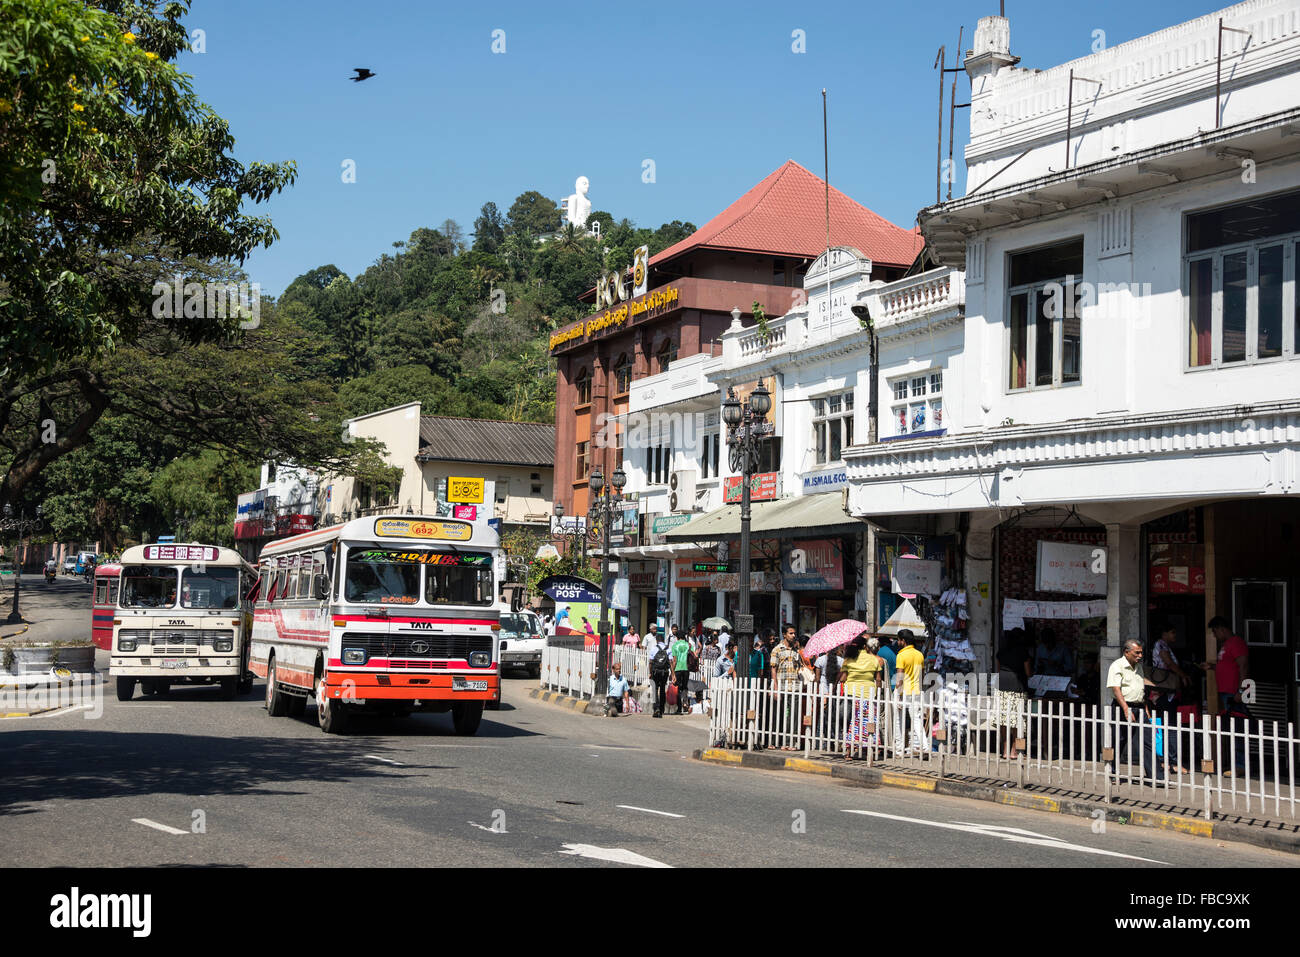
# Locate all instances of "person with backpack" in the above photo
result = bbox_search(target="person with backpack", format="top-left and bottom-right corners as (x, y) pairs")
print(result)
(648, 631), (673, 718)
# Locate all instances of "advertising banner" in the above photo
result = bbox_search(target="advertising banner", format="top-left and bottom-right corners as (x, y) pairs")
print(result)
(781, 539), (844, 590)
(723, 472), (779, 503)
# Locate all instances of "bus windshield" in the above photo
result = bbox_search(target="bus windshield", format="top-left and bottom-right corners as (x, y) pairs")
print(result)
(344, 548), (422, 605)
(120, 566), (179, 608)
(426, 560), (493, 606)
(181, 566), (240, 609)
(500, 613), (541, 637)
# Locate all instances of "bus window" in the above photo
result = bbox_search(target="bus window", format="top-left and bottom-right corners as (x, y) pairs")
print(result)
(426, 561), (494, 606)
(108, 579), (119, 605)
(94, 580), (108, 605)
(297, 556), (312, 599)
(120, 566), (179, 608)
(344, 548), (421, 605)
(180, 566), (240, 609)
(275, 565), (289, 601)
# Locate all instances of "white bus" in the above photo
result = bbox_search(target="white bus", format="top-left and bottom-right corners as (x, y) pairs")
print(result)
(111, 544), (257, 701)
(250, 515), (506, 735)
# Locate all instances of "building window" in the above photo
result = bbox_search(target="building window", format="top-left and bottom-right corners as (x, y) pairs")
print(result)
(613, 353), (632, 395)
(700, 432), (722, 479)
(496, 476), (508, 504)
(655, 339), (677, 373)
(1006, 238), (1084, 391)
(772, 257), (787, 286)
(575, 367), (592, 406)
(811, 391), (855, 464)
(890, 371), (943, 437)
(645, 441), (670, 485)
(1184, 189), (1300, 369)
(575, 442), (589, 481)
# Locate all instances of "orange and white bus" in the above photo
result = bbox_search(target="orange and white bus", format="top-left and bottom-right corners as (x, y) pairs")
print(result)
(250, 515), (505, 735)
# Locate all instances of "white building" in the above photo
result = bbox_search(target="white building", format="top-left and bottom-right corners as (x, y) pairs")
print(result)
(845, 1), (1300, 719)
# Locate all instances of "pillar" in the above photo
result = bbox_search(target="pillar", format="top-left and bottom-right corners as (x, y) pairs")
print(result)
(1102, 523), (1142, 700)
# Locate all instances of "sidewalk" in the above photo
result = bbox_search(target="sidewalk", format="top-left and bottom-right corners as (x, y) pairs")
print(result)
(0, 577), (93, 644)
(527, 684), (710, 724)
(693, 746), (1300, 855)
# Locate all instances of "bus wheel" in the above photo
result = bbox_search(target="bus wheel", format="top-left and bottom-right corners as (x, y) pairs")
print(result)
(219, 677), (237, 700)
(265, 658), (288, 717)
(452, 701), (483, 736)
(115, 677), (135, 702)
(316, 684), (349, 735)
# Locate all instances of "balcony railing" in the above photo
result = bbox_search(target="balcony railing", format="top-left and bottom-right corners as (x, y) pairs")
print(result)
(869, 267), (964, 327)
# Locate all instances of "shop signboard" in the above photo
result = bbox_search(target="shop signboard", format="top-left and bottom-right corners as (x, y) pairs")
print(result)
(723, 472), (779, 503)
(801, 467), (847, 493)
(628, 561), (658, 591)
(709, 571), (782, 593)
(649, 512), (690, 545)
(673, 557), (713, 588)
(781, 539), (844, 590)
(1035, 541), (1107, 596)
(890, 556), (942, 596)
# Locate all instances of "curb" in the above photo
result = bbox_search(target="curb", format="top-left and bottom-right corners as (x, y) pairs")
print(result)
(693, 748), (1300, 856)
(0, 624), (31, 641)
(527, 686), (598, 715)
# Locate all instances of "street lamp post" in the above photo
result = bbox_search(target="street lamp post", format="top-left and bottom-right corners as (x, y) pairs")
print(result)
(2, 504), (44, 625)
(722, 354), (772, 681)
(587, 464), (626, 702)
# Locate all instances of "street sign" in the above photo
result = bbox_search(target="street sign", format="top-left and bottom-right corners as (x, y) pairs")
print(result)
(692, 561), (731, 573)
(734, 613), (754, 633)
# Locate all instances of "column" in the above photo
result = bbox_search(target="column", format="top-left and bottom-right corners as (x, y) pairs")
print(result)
(964, 512), (997, 671)
(1103, 523), (1142, 701)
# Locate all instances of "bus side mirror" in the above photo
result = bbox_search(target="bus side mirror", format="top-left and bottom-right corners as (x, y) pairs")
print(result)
(315, 574), (330, 601)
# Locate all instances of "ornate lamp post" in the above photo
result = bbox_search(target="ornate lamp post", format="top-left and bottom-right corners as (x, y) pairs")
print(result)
(550, 502), (590, 570)
(722, 360), (772, 680)
(587, 464), (626, 700)
(2, 504), (44, 625)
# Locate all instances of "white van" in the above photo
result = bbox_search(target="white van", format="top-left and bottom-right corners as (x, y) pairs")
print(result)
(498, 611), (544, 677)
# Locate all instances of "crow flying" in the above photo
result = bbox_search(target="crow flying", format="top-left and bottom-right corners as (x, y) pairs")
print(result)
(350, 68), (376, 82)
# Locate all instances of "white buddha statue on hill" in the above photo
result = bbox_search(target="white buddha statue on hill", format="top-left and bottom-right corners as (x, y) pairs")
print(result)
(564, 176), (592, 229)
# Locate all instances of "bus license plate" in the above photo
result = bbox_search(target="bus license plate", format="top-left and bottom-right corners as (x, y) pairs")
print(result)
(453, 678), (487, 691)
(161, 659), (188, 669)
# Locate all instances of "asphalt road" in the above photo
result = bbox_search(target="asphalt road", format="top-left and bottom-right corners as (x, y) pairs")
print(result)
(2, 669), (1296, 869)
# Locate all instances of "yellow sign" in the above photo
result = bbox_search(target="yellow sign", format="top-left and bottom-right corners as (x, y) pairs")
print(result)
(447, 476), (485, 504)
(548, 286), (680, 351)
(374, 518), (473, 541)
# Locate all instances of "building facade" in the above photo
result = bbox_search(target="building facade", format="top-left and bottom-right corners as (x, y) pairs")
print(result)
(845, 1), (1300, 719)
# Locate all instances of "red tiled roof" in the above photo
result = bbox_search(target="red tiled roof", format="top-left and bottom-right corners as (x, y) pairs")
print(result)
(650, 160), (924, 270)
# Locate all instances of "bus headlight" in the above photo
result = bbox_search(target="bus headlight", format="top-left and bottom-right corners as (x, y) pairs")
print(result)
(214, 638), (233, 653)
(118, 637), (137, 652)
(342, 648), (367, 665)
(470, 652), (490, 668)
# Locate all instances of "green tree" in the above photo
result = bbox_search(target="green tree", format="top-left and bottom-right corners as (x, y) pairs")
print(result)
(0, 0), (297, 379)
(472, 201), (505, 254)
(505, 190), (561, 240)
(149, 449), (258, 547)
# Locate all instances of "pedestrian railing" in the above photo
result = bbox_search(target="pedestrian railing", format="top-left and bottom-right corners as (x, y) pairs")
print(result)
(540, 645), (715, 704)
(706, 677), (1300, 822)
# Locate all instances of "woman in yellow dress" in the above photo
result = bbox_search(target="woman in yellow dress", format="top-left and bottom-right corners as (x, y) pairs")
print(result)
(839, 635), (884, 756)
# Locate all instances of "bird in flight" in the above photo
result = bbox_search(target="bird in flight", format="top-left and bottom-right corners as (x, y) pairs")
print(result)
(350, 68), (376, 82)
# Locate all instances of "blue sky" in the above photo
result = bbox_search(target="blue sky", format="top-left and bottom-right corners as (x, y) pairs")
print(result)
(180, 0), (1230, 295)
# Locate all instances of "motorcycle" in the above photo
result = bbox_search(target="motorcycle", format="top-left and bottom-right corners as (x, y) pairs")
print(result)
(44, 567), (56, 584)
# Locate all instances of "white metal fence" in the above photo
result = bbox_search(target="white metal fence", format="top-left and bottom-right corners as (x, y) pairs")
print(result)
(707, 677), (1300, 822)
(541, 645), (716, 704)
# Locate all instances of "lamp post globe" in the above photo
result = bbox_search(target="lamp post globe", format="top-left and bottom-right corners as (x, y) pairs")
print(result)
(611, 466), (627, 490)
(722, 389), (742, 428)
(749, 383), (772, 418)
(589, 466), (604, 494)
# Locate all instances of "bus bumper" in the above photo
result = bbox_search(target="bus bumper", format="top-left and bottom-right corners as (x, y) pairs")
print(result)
(110, 657), (241, 677)
(321, 672), (499, 701)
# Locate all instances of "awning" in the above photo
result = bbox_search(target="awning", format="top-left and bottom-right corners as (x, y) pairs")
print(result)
(609, 542), (707, 560)
(662, 492), (866, 542)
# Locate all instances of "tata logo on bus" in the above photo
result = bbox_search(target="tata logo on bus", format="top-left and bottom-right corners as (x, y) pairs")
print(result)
(374, 518), (473, 541)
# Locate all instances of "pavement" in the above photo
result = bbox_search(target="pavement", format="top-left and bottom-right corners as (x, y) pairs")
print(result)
(0, 574), (92, 644)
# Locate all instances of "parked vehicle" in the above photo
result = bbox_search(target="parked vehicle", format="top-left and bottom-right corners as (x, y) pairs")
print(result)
(498, 611), (544, 678)
(92, 562), (123, 651)
(62, 556), (77, 575)
(74, 551), (98, 575)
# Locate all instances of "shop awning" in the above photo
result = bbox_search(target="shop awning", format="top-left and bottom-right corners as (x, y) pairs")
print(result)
(662, 492), (866, 542)
(609, 542), (706, 560)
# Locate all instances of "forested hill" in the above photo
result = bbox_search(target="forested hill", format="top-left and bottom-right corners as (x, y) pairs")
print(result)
(278, 192), (696, 425)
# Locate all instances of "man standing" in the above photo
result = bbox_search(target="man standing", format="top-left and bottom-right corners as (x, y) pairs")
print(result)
(647, 629), (672, 718)
(1107, 638), (1163, 783)
(670, 627), (692, 714)
(605, 661), (631, 717)
(1200, 616), (1250, 717)
(770, 625), (804, 750)
(876, 633), (898, 685)
(642, 624), (657, 652)
(893, 630), (926, 753)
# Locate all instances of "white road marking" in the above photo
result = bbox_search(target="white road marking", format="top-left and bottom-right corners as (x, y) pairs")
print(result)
(132, 818), (188, 836)
(467, 822), (508, 834)
(616, 805), (685, 818)
(559, 843), (671, 868)
(840, 809), (1167, 864)
(363, 754), (405, 766)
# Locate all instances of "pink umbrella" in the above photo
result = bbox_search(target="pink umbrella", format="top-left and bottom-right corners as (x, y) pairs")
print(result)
(804, 619), (870, 658)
